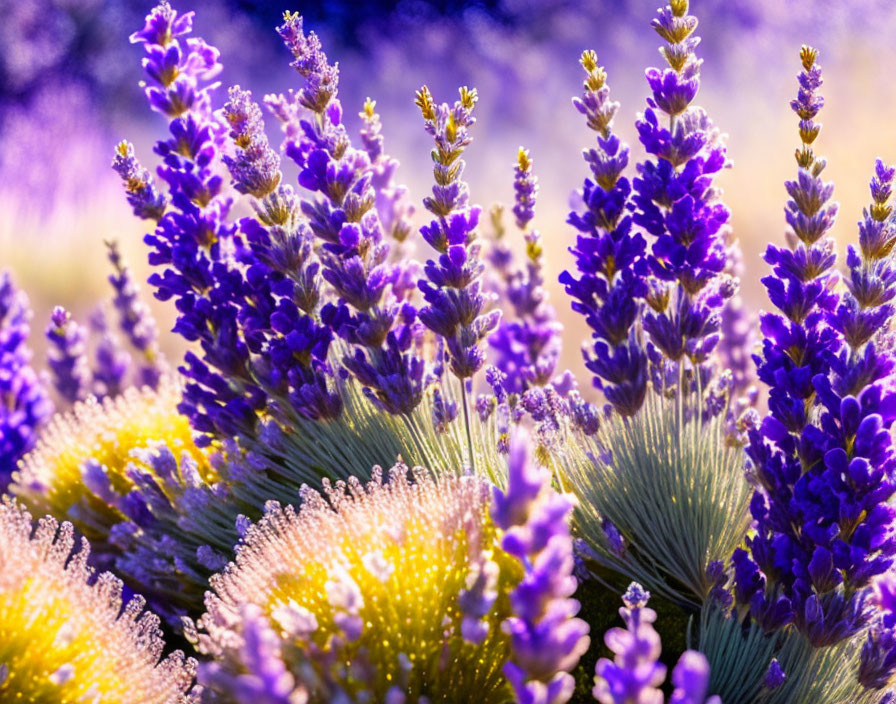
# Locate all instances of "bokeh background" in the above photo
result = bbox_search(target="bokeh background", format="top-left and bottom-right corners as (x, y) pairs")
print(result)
(4, 0), (896, 381)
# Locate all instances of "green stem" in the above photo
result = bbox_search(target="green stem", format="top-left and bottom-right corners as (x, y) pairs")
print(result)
(460, 379), (475, 474)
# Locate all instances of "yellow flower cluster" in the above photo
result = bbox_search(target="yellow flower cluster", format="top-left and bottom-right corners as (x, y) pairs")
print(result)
(198, 466), (523, 703)
(12, 377), (212, 544)
(0, 498), (197, 703)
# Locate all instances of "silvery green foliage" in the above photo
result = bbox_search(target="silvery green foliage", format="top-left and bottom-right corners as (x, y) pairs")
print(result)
(559, 391), (750, 608)
(699, 605), (882, 704)
(112, 370), (515, 623)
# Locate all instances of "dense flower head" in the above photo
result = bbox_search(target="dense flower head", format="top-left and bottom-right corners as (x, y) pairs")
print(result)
(270, 11), (426, 417)
(735, 47), (896, 655)
(130, 0), (222, 118)
(222, 85), (282, 198)
(415, 85), (500, 380)
(0, 498), (198, 703)
(215, 53), (344, 428)
(492, 434), (589, 704)
(126, 2), (270, 442)
(633, 0), (735, 394)
(560, 49), (648, 416)
(593, 583), (721, 704)
(45, 305), (91, 405)
(277, 11), (339, 114)
(832, 159), (896, 351)
(11, 378), (213, 565)
(0, 272), (52, 483)
(195, 465), (523, 703)
(489, 148), (563, 394)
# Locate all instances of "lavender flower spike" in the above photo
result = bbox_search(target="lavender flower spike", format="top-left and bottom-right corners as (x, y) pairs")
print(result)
(0, 272), (52, 481)
(106, 240), (165, 390)
(490, 148), (563, 393)
(89, 308), (131, 400)
(560, 50), (648, 416)
(128, 1), (265, 440)
(220, 74), (340, 424)
(415, 85), (500, 381)
(735, 46), (845, 641)
(273, 12), (424, 417)
(222, 85), (281, 199)
(493, 433), (590, 704)
(129, 0), (222, 119)
(45, 306), (90, 404)
(112, 141), (167, 221)
(593, 583), (721, 704)
(633, 0), (735, 389)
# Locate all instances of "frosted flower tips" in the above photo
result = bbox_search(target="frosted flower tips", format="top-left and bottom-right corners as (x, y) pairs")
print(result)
(196, 465), (522, 703)
(0, 498), (198, 703)
(12, 377), (212, 554)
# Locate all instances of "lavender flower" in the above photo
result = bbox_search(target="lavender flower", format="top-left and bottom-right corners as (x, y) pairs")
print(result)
(560, 50), (648, 416)
(221, 85), (281, 199)
(489, 149), (563, 394)
(718, 232), (757, 401)
(860, 573), (896, 689)
(492, 434), (589, 704)
(106, 240), (165, 389)
(593, 583), (721, 704)
(125, 1), (263, 441)
(272, 12), (426, 417)
(45, 305), (90, 404)
(415, 84), (500, 381)
(130, 0), (222, 119)
(0, 272), (52, 482)
(112, 141), (167, 221)
(220, 80), (340, 423)
(734, 47), (848, 635)
(632, 0), (735, 393)
(197, 605), (307, 704)
(360, 98), (416, 252)
(89, 308), (131, 399)
(735, 48), (896, 658)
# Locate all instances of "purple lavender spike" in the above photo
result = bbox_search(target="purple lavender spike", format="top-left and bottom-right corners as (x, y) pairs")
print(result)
(415, 85), (500, 382)
(89, 308), (131, 400)
(559, 50), (648, 416)
(632, 1), (735, 403)
(736, 46), (896, 649)
(593, 582), (721, 704)
(272, 13), (425, 416)
(46, 306), (90, 404)
(106, 241), (165, 390)
(123, 1), (265, 441)
(0, 272), (52, 481)
(493, 433), (589, 704)
(490, 149), (563, 395)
